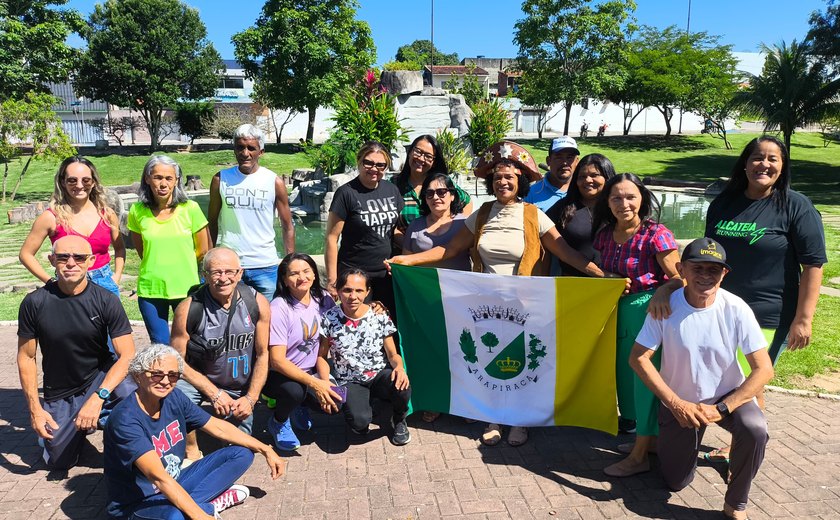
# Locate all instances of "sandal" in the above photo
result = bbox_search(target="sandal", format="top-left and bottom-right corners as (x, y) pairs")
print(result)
(507, 426), (529, 447)
(704, 446), (731, 464)
(481, 423), (502, 446)
(422, 411), (440, 423)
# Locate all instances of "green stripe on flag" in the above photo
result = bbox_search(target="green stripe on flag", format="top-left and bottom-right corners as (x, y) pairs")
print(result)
(391, 264), (451, 414)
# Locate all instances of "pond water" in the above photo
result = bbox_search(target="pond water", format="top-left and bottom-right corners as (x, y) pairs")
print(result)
(181, 189), (711, 257)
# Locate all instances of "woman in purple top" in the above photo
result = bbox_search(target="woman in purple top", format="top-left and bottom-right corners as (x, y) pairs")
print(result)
(262, 253), (340, 452)
(591, 173), (683, 478)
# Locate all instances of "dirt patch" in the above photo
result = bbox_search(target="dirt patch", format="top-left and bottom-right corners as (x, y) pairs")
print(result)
(787, 371), (840, 394)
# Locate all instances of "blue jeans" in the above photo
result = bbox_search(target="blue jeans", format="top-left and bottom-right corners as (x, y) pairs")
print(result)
(241, 265), (278, 302)
(88, 263), (121, 297)
(137, 297), (183, 345)
(175, 379), (254, 434)
(127, 446), (254, 519)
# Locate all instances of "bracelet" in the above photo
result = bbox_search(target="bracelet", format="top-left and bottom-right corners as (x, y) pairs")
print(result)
(244, 395), (255, 409)
(210, 389), (223, 405)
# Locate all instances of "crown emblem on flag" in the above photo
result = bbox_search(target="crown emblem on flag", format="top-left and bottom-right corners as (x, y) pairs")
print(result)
(469, 305), (528, 325)
(496, 357), (522, 373)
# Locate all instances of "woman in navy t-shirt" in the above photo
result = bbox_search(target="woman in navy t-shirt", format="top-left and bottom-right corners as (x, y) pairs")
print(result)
(104, 344), (285, 519)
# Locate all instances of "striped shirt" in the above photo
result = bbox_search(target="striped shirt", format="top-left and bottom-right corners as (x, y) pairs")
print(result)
(593, 220), (678, 294)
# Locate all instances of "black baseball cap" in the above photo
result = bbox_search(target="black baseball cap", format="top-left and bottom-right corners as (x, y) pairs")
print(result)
(681, 237), (731, 270)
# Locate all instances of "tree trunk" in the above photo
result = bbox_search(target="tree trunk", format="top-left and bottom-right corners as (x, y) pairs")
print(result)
(784, 129), (792, 154)
(563, 102), (572, 136)
(306, 105), (317, 143)
(626, 107), (645, 135)
(2, 161), (9, 202)
(537, 109), (545, 139)
(656, 105), (673, 136)
(144, 108), (162, 152)
(10, 154), (33, 201)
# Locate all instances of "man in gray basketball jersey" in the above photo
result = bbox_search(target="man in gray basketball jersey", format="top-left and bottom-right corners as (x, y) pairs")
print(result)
(170, 247), (271, 462)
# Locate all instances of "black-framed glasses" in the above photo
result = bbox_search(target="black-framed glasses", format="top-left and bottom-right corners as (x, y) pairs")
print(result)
(145, 371), (181, 383)
(65, 177), (94, 186)
(424, 188), (452, 199)
(362, 159), (387, 171)
(206, 268), (241, 279)
(53, 253), (92, 263)
(411, 148), (435, 162)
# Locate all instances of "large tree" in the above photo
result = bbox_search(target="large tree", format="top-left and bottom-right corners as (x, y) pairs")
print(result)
(808, 1), (840, 72)
(736, 40), (840, 152)
(233, 0), (375, 142)
(514, 0), (636, 135)
(74, 0), (222, 151)
(395, 39), (459, 66)
(0, 0), (83, 101)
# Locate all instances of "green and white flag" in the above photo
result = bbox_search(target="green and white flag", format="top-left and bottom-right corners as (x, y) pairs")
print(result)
(392, 264), (625, 433)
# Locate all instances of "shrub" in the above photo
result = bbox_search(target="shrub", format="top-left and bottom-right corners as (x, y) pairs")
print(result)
(175, 101), (215, 145)
(304, 129), (360, 174)
(383, 61), (422, 71)
(435, 129), (471, 174)
(467, 99), (512, 156)
(442, 64), (487, 108)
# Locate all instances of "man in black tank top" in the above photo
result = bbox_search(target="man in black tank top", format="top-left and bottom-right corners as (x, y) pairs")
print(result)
(170, 248), (271, 462)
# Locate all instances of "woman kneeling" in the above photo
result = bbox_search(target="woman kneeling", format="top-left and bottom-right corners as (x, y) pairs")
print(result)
(104, 344), (284, 519)
(320, 269), (412, 445)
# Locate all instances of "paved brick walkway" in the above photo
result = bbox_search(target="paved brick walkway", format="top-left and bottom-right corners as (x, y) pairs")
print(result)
(1, 324), (838, 519)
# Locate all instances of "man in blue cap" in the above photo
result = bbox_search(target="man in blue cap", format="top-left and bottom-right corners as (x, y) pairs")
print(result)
(523, 135), (579, 211)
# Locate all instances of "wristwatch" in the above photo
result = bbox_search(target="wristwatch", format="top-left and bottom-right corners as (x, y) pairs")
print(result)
(715, 401), (730, 418)
(96, 387), (111, 401)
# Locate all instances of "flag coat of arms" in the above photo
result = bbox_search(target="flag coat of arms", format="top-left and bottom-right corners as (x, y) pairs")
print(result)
(391, 264), (625, 434)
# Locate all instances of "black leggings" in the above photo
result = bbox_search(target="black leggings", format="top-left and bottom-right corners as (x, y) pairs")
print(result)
(262, 371), (321, 423)
(343, 368), (411, 431)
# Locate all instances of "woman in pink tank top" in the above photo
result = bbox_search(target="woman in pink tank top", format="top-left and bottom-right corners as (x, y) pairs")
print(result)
(20, 156), (125, 297)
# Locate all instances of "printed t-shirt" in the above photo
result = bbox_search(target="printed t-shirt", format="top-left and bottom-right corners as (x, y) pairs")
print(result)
(48, 208), (113, 269)
(329, 177), (404, 275)
(523, 174), (568, 212)
(593, 220), (678, 294)
(217, 165), (280, 269)
(320, 306), (397, 385)
(464, 201), (554, 275)
(104, 389), (211, 518)
(18, 281), (132, 401)
(404, 214), (470, 271)
(269, 291), (336, 372)
(127, 200), (208, 299)
(705, 190), (826, 329)
(635, 287), (767, 404)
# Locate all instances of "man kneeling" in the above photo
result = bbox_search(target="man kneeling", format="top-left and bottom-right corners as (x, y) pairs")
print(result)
(629, 238), (773, 520)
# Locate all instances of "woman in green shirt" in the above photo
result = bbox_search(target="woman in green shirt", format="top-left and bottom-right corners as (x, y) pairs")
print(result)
(128, 155), (210, 344)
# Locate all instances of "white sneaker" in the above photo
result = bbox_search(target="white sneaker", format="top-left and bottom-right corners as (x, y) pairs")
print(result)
(211, 484), (250, 514)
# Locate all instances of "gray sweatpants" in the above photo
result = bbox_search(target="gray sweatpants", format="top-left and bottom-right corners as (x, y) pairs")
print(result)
(657, 399), (768, 511)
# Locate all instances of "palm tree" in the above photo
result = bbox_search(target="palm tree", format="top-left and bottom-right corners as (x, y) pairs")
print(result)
(736, 40), (840, 152)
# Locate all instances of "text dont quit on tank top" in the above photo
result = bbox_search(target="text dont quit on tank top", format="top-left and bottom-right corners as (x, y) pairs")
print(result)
(218, 165), (279, 268)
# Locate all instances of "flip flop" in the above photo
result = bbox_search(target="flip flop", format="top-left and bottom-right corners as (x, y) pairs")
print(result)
(703, 447), (730, 464)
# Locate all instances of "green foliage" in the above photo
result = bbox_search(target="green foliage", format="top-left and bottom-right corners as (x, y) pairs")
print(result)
(304, 129), (359, 174)
(817, 113), (840, 148)
(514, 0), (636, 135)
(468, 100), (513, 157)
(459, 328), (478, 363)
(435, 129), (471, 174)
(807, 1), (840, 72)
(175, 101), (215, 145)
(0, 0), (84, 101)
(0, 92), (75, 201)
(395, 39), (458, 66)
(442, 64), (487, 108)
(75, 0), (222, 151)
(205, 104), (257, 141)
(233, 0), (376, 142)
(383, 61), (422, 71)
(481, 332), (499, 352)
(735, 40), (840, 152)
(527, 334), (547, 371)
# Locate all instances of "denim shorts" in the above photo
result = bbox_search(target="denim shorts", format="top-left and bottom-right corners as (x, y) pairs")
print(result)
(87, 263), (121, 298)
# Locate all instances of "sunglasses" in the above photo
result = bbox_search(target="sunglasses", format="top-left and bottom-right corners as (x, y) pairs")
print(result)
(424, 188), (452, 199)
(362, 159), (387, 171)
(65, 177), (94, 186)
(53, 253), (92, 263)
(145, 371), (181, 383)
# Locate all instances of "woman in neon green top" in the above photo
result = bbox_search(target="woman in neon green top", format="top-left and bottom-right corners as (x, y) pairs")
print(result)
(128, 155), (210, 344)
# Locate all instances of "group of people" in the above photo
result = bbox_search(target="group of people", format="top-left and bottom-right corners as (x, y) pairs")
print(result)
(16, 124), (825, 519)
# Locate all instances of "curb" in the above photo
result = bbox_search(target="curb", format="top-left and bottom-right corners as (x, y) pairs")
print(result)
(0, 320), (148, 327)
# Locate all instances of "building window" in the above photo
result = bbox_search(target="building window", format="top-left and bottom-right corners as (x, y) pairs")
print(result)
(218, 77), (244, 89)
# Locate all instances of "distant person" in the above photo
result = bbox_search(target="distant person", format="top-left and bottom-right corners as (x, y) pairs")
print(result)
(523, 136), (580, 212)
(128, 155), (211, 345)
(597, 123), (608, 137)
(209, 124), (295, 301)
(579, 122), (589, 138)
(629, 238), (773, 520)
(169, 247), (270, 463)
(20, 156), (125, 297)
(18, 235), (136, 470)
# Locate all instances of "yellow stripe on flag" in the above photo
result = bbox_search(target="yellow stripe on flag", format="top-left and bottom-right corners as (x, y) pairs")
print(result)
(553, 277), (625, 434)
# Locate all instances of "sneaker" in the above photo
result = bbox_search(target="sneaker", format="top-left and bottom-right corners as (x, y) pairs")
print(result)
(290, 406), (312, 431)
(618, 417), (636, 434)
(390, 418), (411, 446)
(210, 484), (249, 514)
(267, 416), (300, 451)
(350, 425), (370, 435)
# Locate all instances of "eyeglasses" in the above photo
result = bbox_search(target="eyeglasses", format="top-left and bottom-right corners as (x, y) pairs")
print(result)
(145, 371), (181, 383)
(424, 188), (452, 199)
(362, 159), (388, 171)
(206, 268), (241, 279)
(411, 149), (435, 162)
(65, 177), (93, 186)
(53, 253), (92, 263)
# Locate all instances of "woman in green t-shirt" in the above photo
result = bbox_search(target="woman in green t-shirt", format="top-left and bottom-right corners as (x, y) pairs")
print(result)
(128, 155), (210, 344)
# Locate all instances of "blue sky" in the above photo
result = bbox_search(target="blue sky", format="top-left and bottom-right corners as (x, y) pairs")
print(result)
(64, 0), (829, 63)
